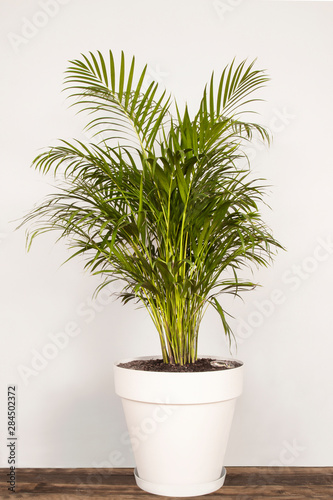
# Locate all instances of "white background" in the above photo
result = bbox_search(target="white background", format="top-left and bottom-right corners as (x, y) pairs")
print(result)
(1, 0), (332, 468)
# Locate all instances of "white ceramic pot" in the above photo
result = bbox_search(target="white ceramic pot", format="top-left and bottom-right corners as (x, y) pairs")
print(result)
(114, 355), (243, 497)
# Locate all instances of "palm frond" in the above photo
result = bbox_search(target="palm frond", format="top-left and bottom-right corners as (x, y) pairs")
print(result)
(64, 50), (171, 151)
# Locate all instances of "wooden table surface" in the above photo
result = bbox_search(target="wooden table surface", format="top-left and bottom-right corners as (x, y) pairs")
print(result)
(0, 467), (332, 499)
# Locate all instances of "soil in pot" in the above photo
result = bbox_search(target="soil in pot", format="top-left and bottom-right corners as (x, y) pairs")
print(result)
(117, 357), (242, 372)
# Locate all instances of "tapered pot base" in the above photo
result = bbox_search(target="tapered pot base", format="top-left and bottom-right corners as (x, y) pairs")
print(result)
(134, 466), (227, 497)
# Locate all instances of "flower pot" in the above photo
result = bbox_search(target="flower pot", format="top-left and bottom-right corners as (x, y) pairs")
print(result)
(114, 355), (243, 497)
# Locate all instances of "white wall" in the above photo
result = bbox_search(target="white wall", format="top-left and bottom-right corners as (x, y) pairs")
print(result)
(1, 0), (332, 468)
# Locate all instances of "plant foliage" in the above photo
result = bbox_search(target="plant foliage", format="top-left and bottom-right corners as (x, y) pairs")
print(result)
(23, 50), (282, 364)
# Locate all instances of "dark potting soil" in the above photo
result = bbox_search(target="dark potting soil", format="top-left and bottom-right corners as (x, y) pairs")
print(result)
(117, 358), (242, 372)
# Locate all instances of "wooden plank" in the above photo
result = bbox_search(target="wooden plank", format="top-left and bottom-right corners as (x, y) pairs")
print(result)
(1, 488), (333, 500)
(0, 467), (332, 499)
(225, 467), (333, 486)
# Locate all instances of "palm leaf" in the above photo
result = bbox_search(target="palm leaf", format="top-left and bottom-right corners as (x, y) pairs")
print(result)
(64, 50), (171, 152)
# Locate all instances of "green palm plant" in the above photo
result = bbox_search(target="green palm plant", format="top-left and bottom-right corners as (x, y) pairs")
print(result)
(24, 50), (282, 365)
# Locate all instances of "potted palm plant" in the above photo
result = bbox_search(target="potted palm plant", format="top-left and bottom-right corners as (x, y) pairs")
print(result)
(23, 50), (282, 497)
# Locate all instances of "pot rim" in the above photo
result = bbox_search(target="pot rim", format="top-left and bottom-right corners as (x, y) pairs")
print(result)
(114, 355), (244, 404)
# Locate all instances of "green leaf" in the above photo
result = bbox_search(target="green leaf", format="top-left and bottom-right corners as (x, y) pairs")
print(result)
(118, 51), (125, 102)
